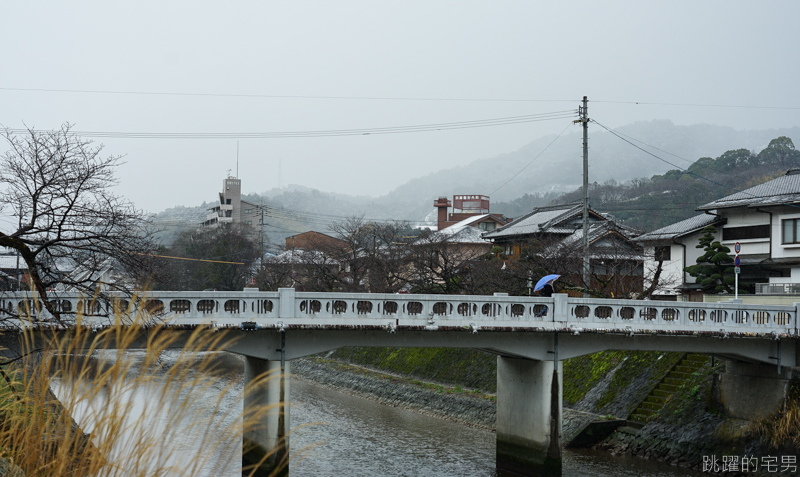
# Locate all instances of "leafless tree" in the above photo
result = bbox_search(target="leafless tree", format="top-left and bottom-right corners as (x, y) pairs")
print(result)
(362, 221), (415, 293)
(255, 250), (295, 291)
(406, 229), (490, 294)
(156, 223), (260, 291)
(0, 124), (157, 323)
(507, 225), (655, 299)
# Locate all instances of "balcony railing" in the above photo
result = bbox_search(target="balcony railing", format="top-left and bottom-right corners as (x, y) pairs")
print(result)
(756, 283), (800, 295)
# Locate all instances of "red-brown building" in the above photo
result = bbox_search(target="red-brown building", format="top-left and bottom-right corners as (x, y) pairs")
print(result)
(285, 231), (348, 251)
(433, 195), (511, 231)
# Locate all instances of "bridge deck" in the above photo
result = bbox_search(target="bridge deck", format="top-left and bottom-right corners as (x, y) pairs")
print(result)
(2, 289), (796, 338)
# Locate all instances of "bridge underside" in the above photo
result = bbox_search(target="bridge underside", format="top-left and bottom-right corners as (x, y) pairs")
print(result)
(7, 327), (791, 369)
(217, 328), (796, 369)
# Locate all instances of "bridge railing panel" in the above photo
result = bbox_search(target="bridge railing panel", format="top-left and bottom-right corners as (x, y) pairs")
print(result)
(0, 290), (795, 336)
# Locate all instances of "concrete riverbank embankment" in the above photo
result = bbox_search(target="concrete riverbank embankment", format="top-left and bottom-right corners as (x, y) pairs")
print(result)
(292, 348), (800, 476)
(291, 357), (606, 446)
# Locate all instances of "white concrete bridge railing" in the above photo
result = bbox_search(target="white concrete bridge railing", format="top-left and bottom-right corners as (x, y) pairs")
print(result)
(3, 288), (797, 477)
(1, 288), (797, 337)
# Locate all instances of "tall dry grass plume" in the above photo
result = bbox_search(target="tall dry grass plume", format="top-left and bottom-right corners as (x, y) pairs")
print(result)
(752, 381), (800, 452)
(0, 297), (290, 477)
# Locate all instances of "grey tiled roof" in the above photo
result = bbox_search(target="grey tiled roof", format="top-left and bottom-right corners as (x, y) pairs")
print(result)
(698, 168), (800, 210)
(635, 214), (724, 242)
(559, 221), (641, 247)
(482, 203), (584, 239)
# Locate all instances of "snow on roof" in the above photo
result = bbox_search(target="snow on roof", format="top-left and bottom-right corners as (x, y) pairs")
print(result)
(635, 214), (725, 242)
(698, 168), (800, 210)
(0, 255), (26, 270)
(483, 203), (595, 239)
(426, 215), (493, 244)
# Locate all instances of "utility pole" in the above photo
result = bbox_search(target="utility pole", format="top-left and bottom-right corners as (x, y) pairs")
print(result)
(580, 96), (590, 297)
(15, 206), (22, 291)
(260, 200), (265, 257)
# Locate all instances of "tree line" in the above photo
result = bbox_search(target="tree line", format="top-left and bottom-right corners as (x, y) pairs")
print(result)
(551, 136), (800, 232)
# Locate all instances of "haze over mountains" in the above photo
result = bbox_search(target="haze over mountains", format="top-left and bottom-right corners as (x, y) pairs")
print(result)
(156, 120), (800, 245)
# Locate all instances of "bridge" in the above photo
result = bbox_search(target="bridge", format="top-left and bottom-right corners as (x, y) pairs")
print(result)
(3, 288), (797, 476)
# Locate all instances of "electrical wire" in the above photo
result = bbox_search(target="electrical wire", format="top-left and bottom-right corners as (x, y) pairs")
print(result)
(0, 87), (580, 103)
(131, 252), (244, 265)
(591, 120), (775, 202)
(3, 111), (577, 140)
(4, 87), (798, 110)
(489, 121), (573, 196)
(592, 100), (800, 111)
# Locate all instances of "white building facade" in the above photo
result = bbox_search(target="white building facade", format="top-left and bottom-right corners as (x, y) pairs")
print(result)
(637, 168), (800, 300)
(203, 176), (262, 238)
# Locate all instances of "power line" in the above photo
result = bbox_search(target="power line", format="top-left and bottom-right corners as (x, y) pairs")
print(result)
(131, 252), (244, 265)
(593, 100), (800, 111)
(4, 111), (577, 140)
(592, 119), (800, 209)
(3, 87), (798, 110)
(489, 121), (573, 196)
(0, 87), (580, 103)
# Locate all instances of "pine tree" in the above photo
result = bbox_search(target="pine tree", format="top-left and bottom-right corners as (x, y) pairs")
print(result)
(684, 226), (735, 293)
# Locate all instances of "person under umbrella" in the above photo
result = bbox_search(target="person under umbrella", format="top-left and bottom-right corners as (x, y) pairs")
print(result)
(534, 274), (560, 297)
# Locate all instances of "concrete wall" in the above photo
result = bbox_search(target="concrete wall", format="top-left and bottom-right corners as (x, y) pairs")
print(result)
(643, 243), (686, 294)
(717, 360), (792, 421)
(703, 295), (800, 306)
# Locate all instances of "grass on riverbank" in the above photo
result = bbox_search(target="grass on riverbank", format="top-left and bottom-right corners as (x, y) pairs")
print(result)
(0, 304), (290, 477)
(309, 357), (497, 401)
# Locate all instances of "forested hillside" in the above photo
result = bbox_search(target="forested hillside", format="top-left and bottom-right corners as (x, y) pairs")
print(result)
(546, 136), (800, 231)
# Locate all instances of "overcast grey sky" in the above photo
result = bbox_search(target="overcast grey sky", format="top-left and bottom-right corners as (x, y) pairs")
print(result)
(2, 1), (799, 213)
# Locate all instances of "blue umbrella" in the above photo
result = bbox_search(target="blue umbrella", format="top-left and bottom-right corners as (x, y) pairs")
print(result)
(534, 274), (560, 292)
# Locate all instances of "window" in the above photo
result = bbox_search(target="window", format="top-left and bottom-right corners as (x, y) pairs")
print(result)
(723, 225), (770, 241)
(783, 219), (800, 244)
(655, 246), (671, 261)
(245, 208), (253, 214)
(478, 222), (496, 231)
(246, 220), (252, 225)
(504, 245), (514, 256)
(226, 199), (231, 205)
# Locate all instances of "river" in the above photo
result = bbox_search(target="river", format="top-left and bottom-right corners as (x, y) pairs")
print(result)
(53, 351), (703, 476)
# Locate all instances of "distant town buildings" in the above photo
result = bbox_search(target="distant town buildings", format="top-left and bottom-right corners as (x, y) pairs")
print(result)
(202, 176), (262, 239)
(482, 202), (645, 296)
(433, 195), (512, 231)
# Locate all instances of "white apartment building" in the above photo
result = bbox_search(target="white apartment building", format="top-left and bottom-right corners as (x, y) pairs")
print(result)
(202, 176), (262, 237)
(637, 168), (800, 300)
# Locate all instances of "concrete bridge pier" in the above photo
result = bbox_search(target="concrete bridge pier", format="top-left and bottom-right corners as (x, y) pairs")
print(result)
(496, 356), (563, 477)
(243, 356), (290, 477)
(716, 359), (795, 421)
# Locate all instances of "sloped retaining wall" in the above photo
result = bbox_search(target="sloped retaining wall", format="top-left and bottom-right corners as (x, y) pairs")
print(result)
(290, 358), (601, 445)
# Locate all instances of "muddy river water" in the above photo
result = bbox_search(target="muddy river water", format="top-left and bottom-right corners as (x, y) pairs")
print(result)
(52, 351), (703, 476)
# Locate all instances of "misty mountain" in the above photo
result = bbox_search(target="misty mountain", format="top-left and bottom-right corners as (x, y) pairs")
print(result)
(155, 120), (800, 245)
(383, 120), (800, 205)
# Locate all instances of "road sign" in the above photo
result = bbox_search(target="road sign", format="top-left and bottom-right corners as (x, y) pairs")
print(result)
(734, 256), (741, 267)
(735, 267), (741, 274)
(734, 242), (741, 253)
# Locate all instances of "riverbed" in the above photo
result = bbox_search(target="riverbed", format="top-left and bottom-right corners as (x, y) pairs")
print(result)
(53, 351), (703, 476)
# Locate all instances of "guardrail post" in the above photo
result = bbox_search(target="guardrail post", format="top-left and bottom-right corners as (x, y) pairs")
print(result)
(794, 303), (800, 338)
(278, 288), (295, 319)
(552, 294), (568, 322)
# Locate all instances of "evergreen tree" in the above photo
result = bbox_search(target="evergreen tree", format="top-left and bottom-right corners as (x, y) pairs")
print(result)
(684, 226), (735, 293)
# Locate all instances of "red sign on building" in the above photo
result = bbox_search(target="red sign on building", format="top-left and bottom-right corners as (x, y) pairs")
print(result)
(453, 195), (490, 214)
